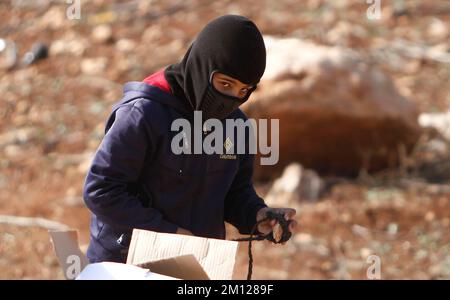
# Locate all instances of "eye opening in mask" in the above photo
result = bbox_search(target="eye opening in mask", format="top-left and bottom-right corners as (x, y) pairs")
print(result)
(209, 70), (257, 102)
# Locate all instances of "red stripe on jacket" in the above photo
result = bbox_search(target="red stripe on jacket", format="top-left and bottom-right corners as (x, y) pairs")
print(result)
(143, 69), (172, 94)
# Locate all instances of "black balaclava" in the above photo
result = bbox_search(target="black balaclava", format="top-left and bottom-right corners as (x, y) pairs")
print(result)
(165, 15), (266, 120)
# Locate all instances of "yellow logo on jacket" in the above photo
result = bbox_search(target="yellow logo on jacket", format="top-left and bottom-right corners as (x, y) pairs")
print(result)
(220, 137), (237, 160)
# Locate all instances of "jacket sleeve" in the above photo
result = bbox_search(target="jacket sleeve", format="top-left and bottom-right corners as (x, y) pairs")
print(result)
(224, 150), (268, 235)
(83, 103), (178, 233)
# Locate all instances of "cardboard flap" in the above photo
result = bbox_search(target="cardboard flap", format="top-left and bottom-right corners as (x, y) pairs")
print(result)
(137, 254), (210, 280)
(49, 230), (89, 280)
(126, 229), (239, 280)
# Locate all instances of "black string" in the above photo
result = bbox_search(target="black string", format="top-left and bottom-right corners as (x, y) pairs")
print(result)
(233, 217), (269, 280)
(233, 212), (293, 280)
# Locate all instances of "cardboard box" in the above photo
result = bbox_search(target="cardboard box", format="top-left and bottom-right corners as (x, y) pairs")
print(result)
(50, 228), (239, 280)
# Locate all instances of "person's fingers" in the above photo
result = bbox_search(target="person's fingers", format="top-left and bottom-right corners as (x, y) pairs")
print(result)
(289, 220), (298, 231)
(285, 208), (296, 219)
(260, 219), (276, 234)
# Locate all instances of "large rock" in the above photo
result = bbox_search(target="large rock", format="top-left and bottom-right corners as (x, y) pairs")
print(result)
(419, 110), (450, 140)
(264, 163), (325, 208)
(243, 36), (421, 179)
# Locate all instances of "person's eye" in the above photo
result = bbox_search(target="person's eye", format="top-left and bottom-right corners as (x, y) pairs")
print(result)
(240, 88), (249, 94)
(221, 82), (231, 88)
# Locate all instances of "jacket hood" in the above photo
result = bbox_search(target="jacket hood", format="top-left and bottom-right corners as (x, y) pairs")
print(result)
(164, 15), (266, 112)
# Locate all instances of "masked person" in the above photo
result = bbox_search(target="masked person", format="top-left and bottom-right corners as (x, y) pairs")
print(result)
(83, 15), (297, 263)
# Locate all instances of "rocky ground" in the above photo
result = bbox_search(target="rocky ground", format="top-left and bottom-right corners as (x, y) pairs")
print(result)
(0, 0), (449, 279)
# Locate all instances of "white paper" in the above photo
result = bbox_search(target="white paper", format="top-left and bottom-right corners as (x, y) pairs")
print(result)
(76, 262), (178, 280)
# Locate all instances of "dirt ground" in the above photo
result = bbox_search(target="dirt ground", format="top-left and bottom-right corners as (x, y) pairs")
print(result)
(0, 0), (449, 279)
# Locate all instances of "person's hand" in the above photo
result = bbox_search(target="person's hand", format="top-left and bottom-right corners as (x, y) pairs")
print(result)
(176, 227), (194, 236)
(256, 207), (297, 244)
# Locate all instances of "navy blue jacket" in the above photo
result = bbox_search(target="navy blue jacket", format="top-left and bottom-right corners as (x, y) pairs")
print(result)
(83, 79), (267, 263)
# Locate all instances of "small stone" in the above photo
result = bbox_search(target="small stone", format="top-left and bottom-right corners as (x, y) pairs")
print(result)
(352, 224), (371, 238)
(49, 40), (65, 56)
(360, 247), (372, 259)
(22, 42), (48, 65)
(426, 18), (448, 42)
(116, 39), (136, 53)
(0, 39), (18, 70)
(4, 144), (25, 158)
(425, 211), (435, 222)
(387, 223), (398, 235)
(294, 233), (313, 244)
(66, 187), (76, 197)
(92, 25), (113, 44)
(142, 25), (162, 42)
(39, 7), (66, 30)
(64, 196), (84, 207)
(50, 37), (87, 57)
(81, 57), (107, 75)
(0, 127), (37, 147)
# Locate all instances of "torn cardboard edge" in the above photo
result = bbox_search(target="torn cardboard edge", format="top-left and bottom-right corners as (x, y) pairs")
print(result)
(49, 228), (239, 280)
(136, 254), (209, 280)
(49, 230), (89, 280)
